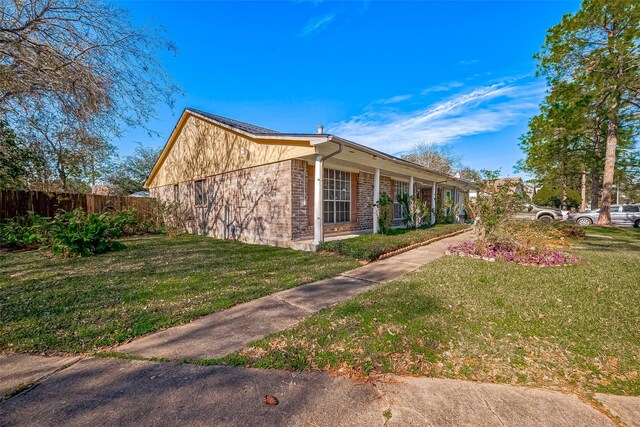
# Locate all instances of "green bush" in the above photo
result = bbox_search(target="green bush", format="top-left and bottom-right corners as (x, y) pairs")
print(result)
(108, 208), (165, 236)
(0, 207), (164, 256)
(0, 214), (48, 248)
(374, 192), (394, 234)
(319, 223), (468, 261)
(533, 186), (581, 209)
(49, 210), (126, 257)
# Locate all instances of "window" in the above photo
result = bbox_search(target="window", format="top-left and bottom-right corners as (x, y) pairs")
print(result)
(173, 184), (179, 202)
(393, 181), (409, 220)
(445, 190), (452, 216)
(195, 180), (205, 206)
(323, 169), (351, 223)
(622, 205), (639, 213)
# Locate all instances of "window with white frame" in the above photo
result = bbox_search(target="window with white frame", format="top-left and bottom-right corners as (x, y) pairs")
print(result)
(323, 169), (351, 223)
(393, 181), (409, 220)
(173, 184), (179, 202)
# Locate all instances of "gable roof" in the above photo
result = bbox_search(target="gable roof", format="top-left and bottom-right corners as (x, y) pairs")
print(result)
(186, 108), (327, 138)
(146, 108), (477, 189)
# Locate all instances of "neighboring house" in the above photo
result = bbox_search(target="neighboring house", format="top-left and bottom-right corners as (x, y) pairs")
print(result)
(145, 108), (474, 250)
(129, 191), (151, 198)
(91, 185), (112, 195)
(469, 178), (529, 200)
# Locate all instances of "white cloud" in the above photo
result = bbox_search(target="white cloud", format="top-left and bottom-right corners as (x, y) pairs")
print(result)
(459, 59), (480, 65)
(299, 14), (335, 36)
(377, 94), (412, 104)
(328, 78), (545, 155)
(421, 81), (464, 95)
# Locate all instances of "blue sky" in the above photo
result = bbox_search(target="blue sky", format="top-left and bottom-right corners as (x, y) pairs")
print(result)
(119, 0), (581, 176)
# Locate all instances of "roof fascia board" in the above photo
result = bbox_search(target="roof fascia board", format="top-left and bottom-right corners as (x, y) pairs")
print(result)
(312, 137), (475, 188)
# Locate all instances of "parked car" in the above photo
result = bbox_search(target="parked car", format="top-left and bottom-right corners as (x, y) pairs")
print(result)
(513, 204), (564, 223)
(568, 205), (640, 227)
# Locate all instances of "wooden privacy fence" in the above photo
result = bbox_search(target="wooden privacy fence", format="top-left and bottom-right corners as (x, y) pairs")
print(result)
(0, 190), (159, 221)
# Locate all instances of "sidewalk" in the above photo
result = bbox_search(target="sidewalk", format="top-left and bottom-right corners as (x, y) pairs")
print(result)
(2, 356), (635, 426)
(115, 231), (471, 361)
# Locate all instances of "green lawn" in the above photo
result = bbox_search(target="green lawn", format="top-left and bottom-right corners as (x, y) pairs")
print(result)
(0, 235), (359, 354)
(220, 227), (640, 396)
(320, 223), (469, 261)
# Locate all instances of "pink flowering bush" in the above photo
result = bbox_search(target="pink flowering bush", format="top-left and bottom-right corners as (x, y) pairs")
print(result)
(447, 240), (577, 267)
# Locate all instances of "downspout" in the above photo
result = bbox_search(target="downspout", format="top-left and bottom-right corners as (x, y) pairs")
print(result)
(313, 137), (343, 247)
(319, 136), (343, 162)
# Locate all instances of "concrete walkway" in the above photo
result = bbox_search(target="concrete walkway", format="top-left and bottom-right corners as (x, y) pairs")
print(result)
(0, 354), (80, 399)
(2, 356), (637, 426)
(116, 231), (471, 361)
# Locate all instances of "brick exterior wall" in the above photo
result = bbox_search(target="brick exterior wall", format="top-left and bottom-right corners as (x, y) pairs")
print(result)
(356, 172), (374, 230)
(150, 161), (294, 246)
(290, 159), (308, 239)
(150, 159), (425, 246)
(293, 171), (398, 239)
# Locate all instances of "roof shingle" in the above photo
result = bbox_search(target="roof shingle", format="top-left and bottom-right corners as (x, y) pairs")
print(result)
(187, 108), (281, 135)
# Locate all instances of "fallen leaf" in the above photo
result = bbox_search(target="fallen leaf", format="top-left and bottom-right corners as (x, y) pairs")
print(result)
(264, 395), (278, 406)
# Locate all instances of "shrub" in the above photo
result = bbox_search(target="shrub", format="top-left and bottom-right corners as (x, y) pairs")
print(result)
(465, 171), (526, 242)
(49, 210), (126, 257)
(548, 221), (586, 240)
(320, 223), (468, 261)
(1, 207), (166, 256)
(447, 240), (577, 267)
(106, 208), (164, 236)
(374, 192), (394, 234)
(0, 214), (48, 249)
(397, 192), (431, 229)
(447, 221), (584, 267)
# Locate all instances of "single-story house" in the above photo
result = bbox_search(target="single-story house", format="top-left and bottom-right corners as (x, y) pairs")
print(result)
(145, 108), (474, 250)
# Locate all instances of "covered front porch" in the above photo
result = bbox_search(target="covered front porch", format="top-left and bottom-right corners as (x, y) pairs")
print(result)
(292, 138), (472, 249)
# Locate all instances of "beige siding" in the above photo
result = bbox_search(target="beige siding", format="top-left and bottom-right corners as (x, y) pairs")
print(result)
(148, 114), (314, 188)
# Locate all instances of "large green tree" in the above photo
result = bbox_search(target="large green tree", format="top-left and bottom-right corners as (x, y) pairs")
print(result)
(0, 120), (35, 189)
(536, 0), (640, 224)
(519, 82), (590, 209)
(106, 146), (161, 195)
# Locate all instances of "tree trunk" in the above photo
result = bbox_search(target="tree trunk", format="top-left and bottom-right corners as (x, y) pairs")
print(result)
(561, 174), (568, 210)
(590, 125), (602, 209)
(580, 171), (587, 212)
(590, 172), (600, 209)
(597, 113), (618, 226)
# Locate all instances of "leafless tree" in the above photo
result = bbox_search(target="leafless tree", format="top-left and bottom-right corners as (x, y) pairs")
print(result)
(0, 0), (181, 189)
(402, 143), (462, 175)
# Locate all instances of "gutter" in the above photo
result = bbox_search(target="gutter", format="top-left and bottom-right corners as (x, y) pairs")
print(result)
(319, 136), (343, 162)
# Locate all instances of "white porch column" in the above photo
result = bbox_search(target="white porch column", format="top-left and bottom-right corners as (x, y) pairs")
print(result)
(453, 187), (459, 221)
(431, 181), (437, 224)
(409, 176), (414, 197)
(373, 168), (380, 233)
(313, 154), (324, 246)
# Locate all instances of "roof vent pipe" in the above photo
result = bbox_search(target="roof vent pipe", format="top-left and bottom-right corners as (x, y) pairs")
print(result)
(317, 125), (323, 134)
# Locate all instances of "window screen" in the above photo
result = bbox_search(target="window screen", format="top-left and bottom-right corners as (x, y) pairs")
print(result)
(323, 169), (351, 223)
(195, 180), (205, 206)
(393, 181), (409, 219)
